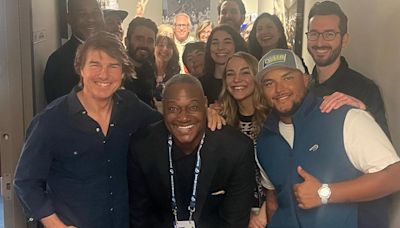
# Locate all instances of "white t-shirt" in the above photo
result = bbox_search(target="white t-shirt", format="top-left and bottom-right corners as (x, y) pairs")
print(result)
(258, 109), (400, 190)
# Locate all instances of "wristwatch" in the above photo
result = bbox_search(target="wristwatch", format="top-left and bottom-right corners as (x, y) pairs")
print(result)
(317, 183), (331, 204)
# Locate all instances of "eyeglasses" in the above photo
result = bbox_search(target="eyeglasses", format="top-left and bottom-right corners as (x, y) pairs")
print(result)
(174, 24), (189, 28)
(305, 31), (341, 41)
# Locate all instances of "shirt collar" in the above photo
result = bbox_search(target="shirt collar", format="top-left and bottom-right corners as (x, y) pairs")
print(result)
(66, 86), (124, 116)
(312, 56), (349, 85)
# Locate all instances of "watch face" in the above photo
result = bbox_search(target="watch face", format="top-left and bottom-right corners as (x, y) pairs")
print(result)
(320, 188), (330, 197)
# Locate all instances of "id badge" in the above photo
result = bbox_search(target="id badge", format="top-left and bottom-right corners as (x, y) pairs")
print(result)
(174, 220), (196, 228)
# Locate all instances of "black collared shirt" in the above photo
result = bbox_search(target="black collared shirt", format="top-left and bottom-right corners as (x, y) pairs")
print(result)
(311, 56), (390, 138)
(14, 88), (161, 228)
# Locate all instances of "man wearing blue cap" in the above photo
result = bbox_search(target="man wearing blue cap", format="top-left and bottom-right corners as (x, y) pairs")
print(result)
(256, 49), (400, 228)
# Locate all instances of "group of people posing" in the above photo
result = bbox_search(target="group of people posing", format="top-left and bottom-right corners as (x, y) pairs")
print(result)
(13, 0), (400, 228)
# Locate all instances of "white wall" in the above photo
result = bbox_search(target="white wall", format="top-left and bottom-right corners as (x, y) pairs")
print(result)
(31, 0), (60, 112)
(260, 1), (400, 227)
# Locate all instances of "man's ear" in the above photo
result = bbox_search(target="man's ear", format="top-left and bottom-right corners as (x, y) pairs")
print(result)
(204, 96), (208, 108)
(341, 33), (349, 48)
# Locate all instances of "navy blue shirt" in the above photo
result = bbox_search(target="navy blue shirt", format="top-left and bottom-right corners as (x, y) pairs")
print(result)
(14, 87), (161, 228)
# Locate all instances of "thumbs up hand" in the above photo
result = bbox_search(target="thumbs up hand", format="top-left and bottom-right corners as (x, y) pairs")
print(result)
(293, 166), (322, 209)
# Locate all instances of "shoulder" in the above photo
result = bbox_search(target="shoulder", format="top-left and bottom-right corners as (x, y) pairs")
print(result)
(208, 125), (253, 148)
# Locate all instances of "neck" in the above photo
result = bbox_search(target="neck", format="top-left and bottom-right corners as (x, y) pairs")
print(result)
(214, 64), (225, 79)
(238, 97), (255, 116)
(174, 131), (204, 155)
(316, 56), (341, 83)
(77, 91), (113, 114)
(131, 58), (144, 67)
(279, 116), (292, 124)
(262, 46), (274, 57)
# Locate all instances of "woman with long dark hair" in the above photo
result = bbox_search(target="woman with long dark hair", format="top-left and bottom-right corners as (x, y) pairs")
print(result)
(248, 13), (288, 60)
(201, 24), (247, 105)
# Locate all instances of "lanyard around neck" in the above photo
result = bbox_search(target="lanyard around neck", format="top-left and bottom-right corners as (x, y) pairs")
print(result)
(168, 133), (205, 222)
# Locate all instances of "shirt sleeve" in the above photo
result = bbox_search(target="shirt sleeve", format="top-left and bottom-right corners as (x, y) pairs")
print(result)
(255, 154), (275, 190)
(343, 109), (399, 173)
(14, 115), (55, 221)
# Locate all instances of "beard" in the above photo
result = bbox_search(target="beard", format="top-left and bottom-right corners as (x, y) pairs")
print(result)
(271, 90), (307, 119)
(127, 46), (152, 63)
(308, 44), (342, 67)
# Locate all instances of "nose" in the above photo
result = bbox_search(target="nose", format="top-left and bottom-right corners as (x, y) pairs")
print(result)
(177, 109), (190, 122)
(274, 81), (285, 93)
(98, 67), (108, 80)
(233, 73), (241, 82)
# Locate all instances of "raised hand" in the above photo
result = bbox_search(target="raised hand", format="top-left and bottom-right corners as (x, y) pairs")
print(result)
(293, 166), (322, 209)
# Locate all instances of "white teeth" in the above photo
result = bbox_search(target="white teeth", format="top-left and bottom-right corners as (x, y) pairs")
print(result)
(95, 82), (111, 87)
(233, 86), (245, 90)
(177, 125), (193, 129)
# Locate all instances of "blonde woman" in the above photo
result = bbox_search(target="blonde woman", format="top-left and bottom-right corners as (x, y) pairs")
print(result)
(195, 20), (213, 42)
(220, 51), (271, 228)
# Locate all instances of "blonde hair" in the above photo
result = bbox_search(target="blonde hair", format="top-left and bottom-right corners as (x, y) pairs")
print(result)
(219, 51), (269, 136)
(195, 20), (213, 40)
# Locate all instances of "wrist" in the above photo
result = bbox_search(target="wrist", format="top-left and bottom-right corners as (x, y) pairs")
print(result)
(317, 183), (331, 204)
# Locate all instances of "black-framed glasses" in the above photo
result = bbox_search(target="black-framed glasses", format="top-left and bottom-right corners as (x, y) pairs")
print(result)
(305, 31), (341, 41)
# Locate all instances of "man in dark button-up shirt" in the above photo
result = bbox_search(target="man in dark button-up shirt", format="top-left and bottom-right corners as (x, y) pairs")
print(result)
(14, 32), (161, 228)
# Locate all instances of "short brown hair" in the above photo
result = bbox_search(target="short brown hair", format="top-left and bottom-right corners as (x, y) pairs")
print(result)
(74, 31), (135, 80)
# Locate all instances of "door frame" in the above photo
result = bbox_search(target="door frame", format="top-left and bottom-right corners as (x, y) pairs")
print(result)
(0, 0), (35, 227)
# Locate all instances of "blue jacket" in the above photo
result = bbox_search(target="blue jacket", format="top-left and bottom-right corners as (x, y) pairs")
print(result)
(257, 92), (361, 228)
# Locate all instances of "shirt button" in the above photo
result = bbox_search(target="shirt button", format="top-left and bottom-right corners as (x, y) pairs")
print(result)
(110, 192), (113, 195)
(110, 123), (115, 127)
(81, 111), (87, 115)
(107, 159), (111, 163)
(110, 208), (114, 212)
(96, 128), (100, 132)
(103, 140), (106, 144)
(28, 218), (34, 222)
(109, 176), (113, 179)
(73, 151), (78, 155)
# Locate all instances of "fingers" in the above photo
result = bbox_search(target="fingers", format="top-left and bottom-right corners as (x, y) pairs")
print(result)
(297, 166), (312, 180)
(321, 92), (366, 112)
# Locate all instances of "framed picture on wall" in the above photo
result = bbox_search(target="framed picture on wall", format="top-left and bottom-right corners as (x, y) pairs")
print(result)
(273, 0), (305, 56)
(162, 0), (211, 28)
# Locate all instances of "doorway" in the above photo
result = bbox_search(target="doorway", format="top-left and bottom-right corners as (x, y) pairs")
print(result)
(0, 0), (35, 227)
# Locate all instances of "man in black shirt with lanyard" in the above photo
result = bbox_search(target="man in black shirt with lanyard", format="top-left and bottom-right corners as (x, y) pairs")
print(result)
(129, 74), (254, 227)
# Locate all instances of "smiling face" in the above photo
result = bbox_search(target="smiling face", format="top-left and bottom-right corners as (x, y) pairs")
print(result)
(256, 17), (280, 53)
(210, 30), (236, 66)
(307, 15), (348, 67)
(225, 56), (255, 103)
(68, 0), (104, 41)
(125, 25), (156, 63)
(199, 25), (212, 43)
(218, 1), (244, 31)
(174, 15), (190, 42)
(155, 37), (173, 63)
(163, 83), (207, 152)
(185, 50), (205, 77)
(261, 67), (309, 123)
(80, 49), (123, 101)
